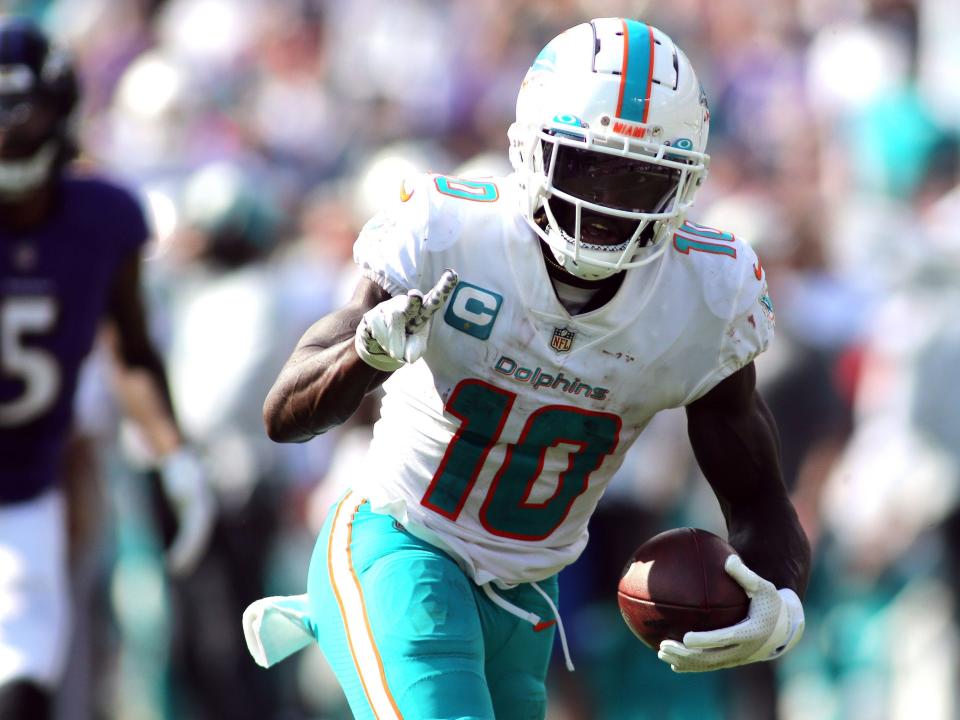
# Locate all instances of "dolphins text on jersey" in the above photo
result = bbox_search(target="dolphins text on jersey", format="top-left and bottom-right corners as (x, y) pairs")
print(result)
(351, 172), (773, 586)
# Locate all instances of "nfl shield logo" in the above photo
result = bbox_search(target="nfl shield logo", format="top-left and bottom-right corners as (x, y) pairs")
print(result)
(550, 327), (575, 353)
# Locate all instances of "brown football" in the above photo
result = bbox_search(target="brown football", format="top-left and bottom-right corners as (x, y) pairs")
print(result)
(617, 527), (749, 650)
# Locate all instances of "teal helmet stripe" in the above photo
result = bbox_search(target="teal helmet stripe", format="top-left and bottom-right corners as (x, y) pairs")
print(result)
(532, 40), (557, 72)
(616, 19), (655, 124)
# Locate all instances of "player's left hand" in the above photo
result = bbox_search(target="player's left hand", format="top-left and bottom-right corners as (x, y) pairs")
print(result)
(160, 447), (216, 576)
(657, 555), (805, 673)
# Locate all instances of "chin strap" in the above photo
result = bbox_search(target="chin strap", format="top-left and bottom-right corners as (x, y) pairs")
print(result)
(537, 239), (610, 288)
(537, 239), (626, 316)
(0, 142), (58, 198)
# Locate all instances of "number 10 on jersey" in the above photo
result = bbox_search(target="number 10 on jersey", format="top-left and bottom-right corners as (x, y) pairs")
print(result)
(421, 379), (621, 540)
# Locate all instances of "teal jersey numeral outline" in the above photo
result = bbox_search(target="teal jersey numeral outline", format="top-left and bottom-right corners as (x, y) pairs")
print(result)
(672, 222), (737, 259)
(434, 176), (499, 202)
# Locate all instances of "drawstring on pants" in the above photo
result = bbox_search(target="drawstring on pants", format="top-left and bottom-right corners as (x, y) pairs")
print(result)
(482, 582), (575, 672)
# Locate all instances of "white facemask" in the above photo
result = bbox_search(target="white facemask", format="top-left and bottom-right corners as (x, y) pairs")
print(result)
(0, 141), (57, 199)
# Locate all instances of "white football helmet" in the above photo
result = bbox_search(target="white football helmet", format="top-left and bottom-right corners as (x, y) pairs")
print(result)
(509, 18), (710, 280)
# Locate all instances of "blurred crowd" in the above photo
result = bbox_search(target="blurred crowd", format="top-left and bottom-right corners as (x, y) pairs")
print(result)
(8, 0), (959, 717)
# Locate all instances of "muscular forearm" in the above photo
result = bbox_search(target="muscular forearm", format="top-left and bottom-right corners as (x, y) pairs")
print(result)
(723, 487), (810, 598)
(263, 335), (389, 442)
(728, 392), (810, 594)
(688, 376), (811, 596)
(263, 280), (394, 442)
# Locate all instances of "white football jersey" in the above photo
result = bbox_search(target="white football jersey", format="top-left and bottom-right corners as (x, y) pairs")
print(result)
(352, 173), (774, 586)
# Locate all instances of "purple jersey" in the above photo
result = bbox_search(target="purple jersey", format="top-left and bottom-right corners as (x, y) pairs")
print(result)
(0, 174), (148, 503)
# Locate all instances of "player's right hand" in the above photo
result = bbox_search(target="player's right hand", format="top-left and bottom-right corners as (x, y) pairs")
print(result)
(354, 269), (458, 371)
(657, 555), (805, 672)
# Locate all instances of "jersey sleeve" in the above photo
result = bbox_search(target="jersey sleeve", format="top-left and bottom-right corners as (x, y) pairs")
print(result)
(101, 178), (151, 258)
(684, 239), (775, 403)
(353, 174), (433, 296)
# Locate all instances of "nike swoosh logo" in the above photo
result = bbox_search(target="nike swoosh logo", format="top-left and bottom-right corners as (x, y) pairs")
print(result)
(753, 260), (763, 280)
(533, 620), (557, 632)
(399, 180), (415, 203)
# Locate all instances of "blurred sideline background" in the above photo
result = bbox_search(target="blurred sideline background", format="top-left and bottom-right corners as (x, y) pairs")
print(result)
(7, 0), (960, 718)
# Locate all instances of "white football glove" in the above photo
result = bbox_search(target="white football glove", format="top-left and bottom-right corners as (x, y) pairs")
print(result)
(160, 448), (216, 576)
(657, 555), (805, 673)
(354, 269), (459, 371)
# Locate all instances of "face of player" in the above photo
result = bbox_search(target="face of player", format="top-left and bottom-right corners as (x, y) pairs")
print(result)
(0, 92), (61, 202)
(543, 142), (682, 248)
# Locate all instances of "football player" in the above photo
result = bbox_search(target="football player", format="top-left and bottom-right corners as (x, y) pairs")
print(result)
(247, 18), (811, 719)
(0, 18), (213, 720)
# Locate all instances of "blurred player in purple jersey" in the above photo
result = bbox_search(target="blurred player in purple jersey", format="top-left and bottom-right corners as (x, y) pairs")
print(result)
(0, 18), (214, 720)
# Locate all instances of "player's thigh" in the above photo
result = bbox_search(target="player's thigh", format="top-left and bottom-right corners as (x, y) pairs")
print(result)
(0, 491), (69, 690)
(308, 492), (495, 720)
(480, 577), (559, 720)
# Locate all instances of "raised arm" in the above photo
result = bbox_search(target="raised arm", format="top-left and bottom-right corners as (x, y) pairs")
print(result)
(685, 361), (810, 595)
(264, 268), (459, 443)
(263, 277), (393, 443)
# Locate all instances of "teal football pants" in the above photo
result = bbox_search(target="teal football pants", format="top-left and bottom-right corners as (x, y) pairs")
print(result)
(307, 491), (559, 720)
